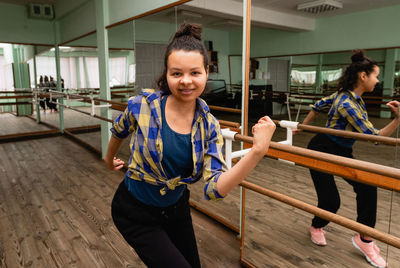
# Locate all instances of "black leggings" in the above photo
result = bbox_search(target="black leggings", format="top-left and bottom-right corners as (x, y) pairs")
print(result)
(307, 134), (377, 229)
(111, 180), (201, 268)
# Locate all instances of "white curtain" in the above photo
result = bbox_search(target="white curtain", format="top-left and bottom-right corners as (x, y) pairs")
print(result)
(128, 64), (136, 84)
(291, 70), (316, 85)
(36, 56), (57, 80)
(109, 57), (126, 86)
(79, 57), (87, 88)
(321, 68), (342, 82)
(60, 57), (77, 89)
(31, 55), (129, 89)
(27, 58), (35, 87)
(0, 55), (14, 90)
(34, 56), (78, 89)
(84, 57), (100, 89)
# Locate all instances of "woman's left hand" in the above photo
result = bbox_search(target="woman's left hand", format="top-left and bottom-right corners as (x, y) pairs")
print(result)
(105, 157), (125, 171)
(386, 101), (400, 118)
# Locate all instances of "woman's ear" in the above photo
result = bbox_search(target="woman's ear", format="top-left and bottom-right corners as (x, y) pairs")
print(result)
(359, 71), (367, 81)
(206, 65), (209, 78)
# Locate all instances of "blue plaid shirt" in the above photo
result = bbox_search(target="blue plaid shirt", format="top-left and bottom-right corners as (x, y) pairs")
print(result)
(111, 89), (227, 201)
(311, 90), (379, 147)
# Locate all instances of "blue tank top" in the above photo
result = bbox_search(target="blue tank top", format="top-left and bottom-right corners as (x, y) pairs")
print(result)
(124, 95), (193, 207)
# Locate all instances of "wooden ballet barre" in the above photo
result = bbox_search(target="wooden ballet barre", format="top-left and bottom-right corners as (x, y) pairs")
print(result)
(110, 89), (136, 94)
(240, 180), (400, 249)
(234, 134), (400, 191)
(290, 92), (400, 99)
(111, 101), (243, 115)
(0, 95), (32, 99)
(208, 105), (242, 114)
(59, 93), (242, 132)
(57, 102), (114, 123)
(56, 95), (244, 116)
(287, 100), (392, 110)
(0, 90), (32, 94)
(0, 102), (30, 106)
(273, 120), (400, 146)
(218, 120), (240, 128)
(55, 92), (126, 111)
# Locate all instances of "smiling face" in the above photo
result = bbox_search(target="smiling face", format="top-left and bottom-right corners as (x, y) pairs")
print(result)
(166, 50), (208, 104)
(359, 65), (380, 93)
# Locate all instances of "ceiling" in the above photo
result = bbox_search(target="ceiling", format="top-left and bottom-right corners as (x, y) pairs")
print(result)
(1, 0), (399, 29)
(232, 0), (400, 18)
(0, 0), (55, 5)
(3, 0), (400, 19)
(0, 0), (87, 19)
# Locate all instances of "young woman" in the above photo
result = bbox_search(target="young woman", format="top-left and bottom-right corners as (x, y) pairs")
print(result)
(300, 50), (399, 268)
(104, 23), (276, 268)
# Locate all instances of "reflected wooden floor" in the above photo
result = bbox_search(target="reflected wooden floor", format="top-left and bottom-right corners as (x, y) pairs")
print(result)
(1, 110), (400, 267)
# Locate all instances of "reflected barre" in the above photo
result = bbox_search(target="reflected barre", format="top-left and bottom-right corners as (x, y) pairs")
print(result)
(208, 105), (241, 114)
(240, 180), (400, 249)
(46, 92), (244, 132)
(273, 119), (400, 146)
(222, 131), (400, 191)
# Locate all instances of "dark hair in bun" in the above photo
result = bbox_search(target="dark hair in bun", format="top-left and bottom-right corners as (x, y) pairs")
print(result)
(350, 49), (366, 63)
(174, 23), (202, 40)
(156, 23), (209, 94)
(338, 49), (378, 91)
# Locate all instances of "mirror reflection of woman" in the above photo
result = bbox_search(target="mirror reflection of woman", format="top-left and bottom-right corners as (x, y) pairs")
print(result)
(299, 50), (399, 268)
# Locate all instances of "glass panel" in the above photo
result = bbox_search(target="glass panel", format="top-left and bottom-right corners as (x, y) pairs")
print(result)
(246, 9), (400, 268)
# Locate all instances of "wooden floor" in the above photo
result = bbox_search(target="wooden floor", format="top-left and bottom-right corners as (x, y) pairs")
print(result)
(0, 130), (240, 267)
(1, 109), (400, 267)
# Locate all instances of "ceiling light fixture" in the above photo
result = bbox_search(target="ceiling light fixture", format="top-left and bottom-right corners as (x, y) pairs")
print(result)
(297, 0), (343, 14)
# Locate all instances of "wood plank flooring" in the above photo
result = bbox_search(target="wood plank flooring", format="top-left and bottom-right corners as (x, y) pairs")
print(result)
(0, 136), (240, 268)
(1, 109), (400, 267)
(0, 113), (50, 135)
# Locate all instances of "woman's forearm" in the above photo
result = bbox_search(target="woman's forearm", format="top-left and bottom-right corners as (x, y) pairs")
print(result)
(104, 135), (124, 169)
(302, 110), (318, 125)
(216, 115), (275, 197)
(378, 117), (400, 137)
(216, 149), (265, 197)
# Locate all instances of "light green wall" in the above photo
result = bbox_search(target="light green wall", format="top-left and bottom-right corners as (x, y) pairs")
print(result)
(135, 19), (176, 44)
(229, 56), (242, 84)
(230, 4), (400, 57)
(61, 0), (185, 46)
(36, 45), (53, 55)
(58, 0), (96, 44)
(23, 46), (35, 61)
(108, 22), (135, 48)
(0, 2), (54, 45)
(40, 50), (131, 58)
(65, 18), (232, 83)
(108, 0), (181, 26)
(67, 21), (135, 48)
(322, 50), (386, 65)
(203, 28), (230, 82)
(288, 50), (387, 66)
(291, 54), (320, 65)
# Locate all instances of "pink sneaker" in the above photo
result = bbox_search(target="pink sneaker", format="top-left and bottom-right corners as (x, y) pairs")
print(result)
(373, 243), (381, 255)
(310, 226), (327, 246)
(352, 234), (387, 268)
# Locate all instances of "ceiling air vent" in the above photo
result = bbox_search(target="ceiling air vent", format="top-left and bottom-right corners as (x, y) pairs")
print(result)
(28, 3), (54, 20)
(297, 0), (343, 14)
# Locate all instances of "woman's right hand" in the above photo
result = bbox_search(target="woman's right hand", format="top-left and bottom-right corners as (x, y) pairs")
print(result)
(386, 100), (400, 118)
(251, 116), (276, 156)
(105, 157), (125, 171)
